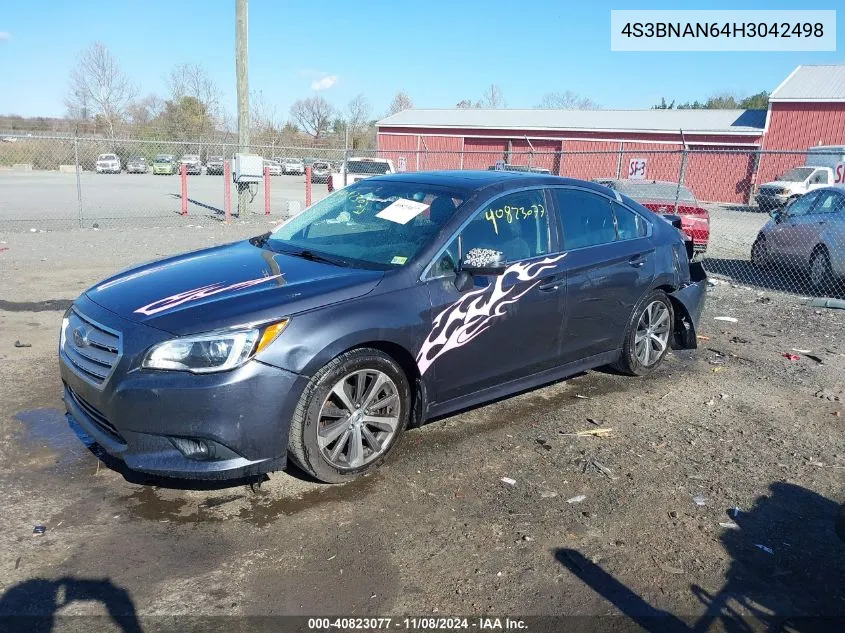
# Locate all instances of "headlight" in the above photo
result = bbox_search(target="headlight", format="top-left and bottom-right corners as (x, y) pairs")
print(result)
(142, 320), (289, 373)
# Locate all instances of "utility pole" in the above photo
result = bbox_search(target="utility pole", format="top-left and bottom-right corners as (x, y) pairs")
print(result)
(235, 0), (250, 215)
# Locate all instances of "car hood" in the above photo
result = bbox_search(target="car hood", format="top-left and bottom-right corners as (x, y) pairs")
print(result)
(84, 240), (385, 335)
(761, 181), (801, 189)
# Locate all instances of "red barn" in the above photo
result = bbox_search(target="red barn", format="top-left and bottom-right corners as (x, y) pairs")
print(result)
(376, 65), (845, 204)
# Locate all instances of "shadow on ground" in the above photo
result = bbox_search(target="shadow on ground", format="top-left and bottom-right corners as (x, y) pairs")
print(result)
(557, 482), (845, 632)
(0, 577), (143, 633)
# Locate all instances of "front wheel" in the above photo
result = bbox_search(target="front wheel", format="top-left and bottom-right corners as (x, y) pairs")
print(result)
(809, 248), (835, 295)
(751, 235), (770, 268)
(287, 348), (411, 483)
(613, 290), (674, 376)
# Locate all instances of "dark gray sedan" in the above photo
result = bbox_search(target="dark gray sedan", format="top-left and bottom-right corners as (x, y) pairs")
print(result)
(59, 171), (706, 483)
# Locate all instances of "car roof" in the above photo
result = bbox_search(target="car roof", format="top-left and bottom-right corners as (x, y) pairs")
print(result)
(366, 170), (613, 194)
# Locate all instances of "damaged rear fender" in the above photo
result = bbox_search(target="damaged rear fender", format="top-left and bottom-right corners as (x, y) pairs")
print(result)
(669, 262), (707, 350)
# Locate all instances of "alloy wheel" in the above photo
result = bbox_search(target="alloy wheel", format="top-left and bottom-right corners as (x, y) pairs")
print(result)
(317, 369), (401, 470)
(634, 301), (671, 367)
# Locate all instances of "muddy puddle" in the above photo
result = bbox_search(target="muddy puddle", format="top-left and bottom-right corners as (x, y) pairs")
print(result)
(12, 407), (102, 472)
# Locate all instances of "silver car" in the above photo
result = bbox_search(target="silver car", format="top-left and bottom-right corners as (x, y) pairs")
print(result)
(751, 186), (845, 293)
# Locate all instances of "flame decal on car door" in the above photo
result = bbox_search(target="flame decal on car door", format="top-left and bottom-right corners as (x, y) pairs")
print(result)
(416, 254), (566, 375)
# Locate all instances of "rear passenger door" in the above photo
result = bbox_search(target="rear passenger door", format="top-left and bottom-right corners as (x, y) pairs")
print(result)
(550, 188), (656, 364)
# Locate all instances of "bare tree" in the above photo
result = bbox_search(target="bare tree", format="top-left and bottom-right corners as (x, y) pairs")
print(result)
(289, 95), (336, 139)
(126, 94), (164, 126)
(346, 94), (372, 144)
(536, 91), (599, 110)
(251, 89), (284, 146)
(386, 91), (413, 116)
(456, 99), (474, 109)
(65, 42), (135, 141)
(477, 84), (505, 108)
(166, 63), (223, 121)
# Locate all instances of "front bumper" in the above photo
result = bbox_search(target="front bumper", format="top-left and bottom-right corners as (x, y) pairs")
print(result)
(59, 298), (305, 479)
(756, 193), (788, 210)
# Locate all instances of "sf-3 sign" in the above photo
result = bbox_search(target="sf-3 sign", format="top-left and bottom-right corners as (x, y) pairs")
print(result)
(629, 158), (648, 180)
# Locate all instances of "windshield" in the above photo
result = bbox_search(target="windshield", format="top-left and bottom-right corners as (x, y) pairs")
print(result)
(314, 162), (330, 170)
(182, 155), (199, 160)
(779, 167), (814, 182)
(347, 160), (391, 175)
(209, 156), (223, 162)
(128, 157), (145, 162)
(154, 155), (173, 162)
(98, 154), (117, 161)
(267, 181), (466, 269)
(612, 181), (696, 202)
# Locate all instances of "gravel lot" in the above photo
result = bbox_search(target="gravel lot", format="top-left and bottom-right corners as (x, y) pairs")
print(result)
(1, 222), (844, 629)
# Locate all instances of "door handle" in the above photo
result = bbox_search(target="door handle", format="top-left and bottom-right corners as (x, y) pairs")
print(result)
(537, 279), (561, 292)
(628, 256), (646, 268)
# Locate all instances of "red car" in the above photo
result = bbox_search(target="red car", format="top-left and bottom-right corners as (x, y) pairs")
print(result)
(594, 179), (710, 256)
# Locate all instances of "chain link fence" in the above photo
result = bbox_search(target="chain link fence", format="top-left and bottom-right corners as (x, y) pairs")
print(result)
(2, 134), (843, 299)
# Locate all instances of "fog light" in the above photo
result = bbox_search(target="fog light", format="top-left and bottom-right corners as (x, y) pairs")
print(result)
(170, 437), (215, 461)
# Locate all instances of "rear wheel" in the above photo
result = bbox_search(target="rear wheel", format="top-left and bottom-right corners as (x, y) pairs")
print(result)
(613, 290), (674, 376)
(287, 348), (411, 483)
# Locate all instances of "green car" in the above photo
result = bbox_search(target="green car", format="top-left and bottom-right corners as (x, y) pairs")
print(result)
(152, 154), (177, 175)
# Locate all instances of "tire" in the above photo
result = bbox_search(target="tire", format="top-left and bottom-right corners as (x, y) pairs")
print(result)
(612, 290), (674, 376)
(287, 348), (411, 483)
(809, 247), (835, 295)
(751, 235), (770, 268)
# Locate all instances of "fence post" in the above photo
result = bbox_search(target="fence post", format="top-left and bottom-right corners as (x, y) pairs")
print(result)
(73, 134), (83, 227)
(180, 164), (188, 215)
(305, 166), (312, 208)
(615, 141), (624, 179)
(343, 127), (349, 186)
(674, 130), (688, 214)
(264, 166), (271, 215)
(224, 160), (232, 224)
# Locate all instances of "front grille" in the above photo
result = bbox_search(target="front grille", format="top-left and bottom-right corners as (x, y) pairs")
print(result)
(62, 310), (121, 387)
(67, 385), (126, 444)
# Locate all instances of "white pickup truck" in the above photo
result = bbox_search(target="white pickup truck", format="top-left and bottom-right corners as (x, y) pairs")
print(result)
(329, 157), (395, 191)
(755, 145), (845, 211)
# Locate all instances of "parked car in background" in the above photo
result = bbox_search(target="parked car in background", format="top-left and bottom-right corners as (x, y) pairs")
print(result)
(264, 159), (282, 176)
(152, 154), (178, 175)
(125, 157), (149, 174)
(95, 154), (121, 174)
(281, 157), (305, 175)
(755, 166), (835, 211)
(57, 171), (706, 484)
(751, 186), (845, 294)
(180, 154), (202, 175)
(329, 157), (395, 190)
(206, 156), (225, 175)
(311, 160), (331, 183)
(593, 179), (710, 256)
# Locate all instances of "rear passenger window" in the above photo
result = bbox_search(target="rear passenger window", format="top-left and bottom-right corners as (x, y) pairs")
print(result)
(612, 203), (648, 240)
(553, 189), (616, 249)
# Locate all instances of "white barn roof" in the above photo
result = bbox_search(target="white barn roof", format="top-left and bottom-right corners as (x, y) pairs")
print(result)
(769, 65), (845, 102)
(377, 108), (766, 135)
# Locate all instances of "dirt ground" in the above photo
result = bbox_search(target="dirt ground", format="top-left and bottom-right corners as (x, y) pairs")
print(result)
(1, 223), (844, 631)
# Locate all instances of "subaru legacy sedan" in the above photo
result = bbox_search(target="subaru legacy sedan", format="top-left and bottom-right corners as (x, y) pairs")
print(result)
(59, 171), (706, 483)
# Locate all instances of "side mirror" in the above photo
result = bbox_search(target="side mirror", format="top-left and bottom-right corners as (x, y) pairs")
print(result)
(769, 208), (784, 222)
(460, 248), (507, 276)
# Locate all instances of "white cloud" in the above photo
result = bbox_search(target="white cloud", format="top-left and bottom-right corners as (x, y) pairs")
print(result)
(0, 32), (10, 42)
(311, 75), (338, 91)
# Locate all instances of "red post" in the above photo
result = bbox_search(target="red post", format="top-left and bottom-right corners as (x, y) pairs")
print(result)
(264, 166), (271, 215)
(224, 160), (231, 224)
(180, 163), (188, 215)
(305, 166), (312, 207)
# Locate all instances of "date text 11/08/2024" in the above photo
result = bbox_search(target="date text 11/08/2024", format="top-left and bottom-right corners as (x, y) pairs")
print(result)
(307, 617), (528, 630)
